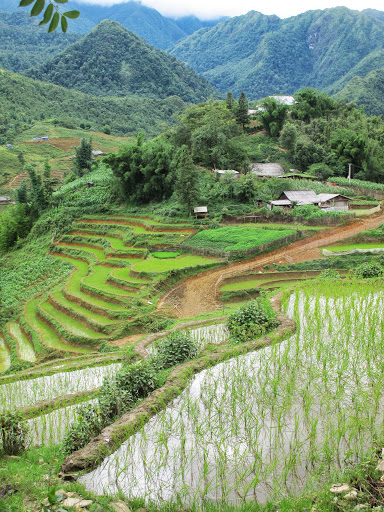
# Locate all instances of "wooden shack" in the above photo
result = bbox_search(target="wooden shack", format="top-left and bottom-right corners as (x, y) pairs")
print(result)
(194, 206), (208, 219)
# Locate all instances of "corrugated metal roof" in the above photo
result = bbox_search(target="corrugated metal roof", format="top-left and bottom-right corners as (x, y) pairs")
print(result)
(269, 200), (292, 206)
(281, 190), (318, 205)
(214, 169), (239, 174)
(251, 163), (284, 177)
(317, 193), (351, 202)
(194, 206), (208, 213)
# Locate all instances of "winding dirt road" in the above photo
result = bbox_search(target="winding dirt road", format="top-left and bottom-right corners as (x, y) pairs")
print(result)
(158, 211), (384, 318)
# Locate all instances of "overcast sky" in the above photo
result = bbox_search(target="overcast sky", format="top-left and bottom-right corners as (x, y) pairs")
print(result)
(75, 0), (382, 19)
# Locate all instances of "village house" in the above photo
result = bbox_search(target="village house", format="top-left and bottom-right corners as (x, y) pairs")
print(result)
(250, 163), (285, 178)
(0, 196), (12, 205)
(268, 190), (351, 211)
(194, 206), (208, 219)
(214, 169), (239, 178)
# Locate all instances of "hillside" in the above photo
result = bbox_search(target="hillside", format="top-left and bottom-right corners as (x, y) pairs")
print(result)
(335, 68), (384, 115)
(0, 10), (79, 73)
(1, 0), (223, 50)
(24, 20), (216, 102)
(170, 7), (384, 99)
(0, 68), (187, 140)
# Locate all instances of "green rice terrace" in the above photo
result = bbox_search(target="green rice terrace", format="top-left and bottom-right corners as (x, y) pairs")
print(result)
(3, 210), (384, 512)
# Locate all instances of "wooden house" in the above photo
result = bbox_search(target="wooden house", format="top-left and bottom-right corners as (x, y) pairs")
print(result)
(194, 206), (208, 219)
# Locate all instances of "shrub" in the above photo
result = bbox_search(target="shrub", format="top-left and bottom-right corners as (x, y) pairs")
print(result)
(319, 268), (341, 279)
(115, 360), (159, 401)
(154, 331), (200, 370)
(0, 411), (28, 455)
(226, 298), (278, 343)
(354, 261), (383, 279)
(62, 404), (103, 454)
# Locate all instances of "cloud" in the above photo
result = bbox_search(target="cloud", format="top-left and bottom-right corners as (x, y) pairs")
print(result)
(73, 0), (383, 20)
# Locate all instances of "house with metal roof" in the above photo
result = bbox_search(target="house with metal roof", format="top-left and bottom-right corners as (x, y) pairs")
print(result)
(268, 190), (351, 211)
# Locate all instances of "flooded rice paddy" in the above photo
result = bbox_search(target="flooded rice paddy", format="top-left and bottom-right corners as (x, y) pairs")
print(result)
(81, 286), (384, 505)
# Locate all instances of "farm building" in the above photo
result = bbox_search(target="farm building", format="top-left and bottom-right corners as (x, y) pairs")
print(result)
(0, 196), (11, 205)
(251, 163), (285, 178)
(92, 150), (105, 157)
(194, 206), (208, 219)
(268, 190), (351, 211)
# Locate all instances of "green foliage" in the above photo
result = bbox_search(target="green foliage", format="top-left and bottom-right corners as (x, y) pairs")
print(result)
(354, 261), (383, 278)
(0, 204), (32, 253)
(258, 97), (288, 137)
(73, 138), (92, 177)
(19, 0), (79, 33)
(319, 268), (341, 279)
(0, 411), (28, 456)
(174, 146), (200, 214)
(0, 67), (187, 141)
(107, 137), (176, 204)
(153, 331), (200, 370)
(152, 251), (180, 259)
(25, 20), (215, 102)
(236, 92), (250, 128)
(186, 226), (296, 252)
(171, 7), (384, 101)
(226, 298), (278, 343)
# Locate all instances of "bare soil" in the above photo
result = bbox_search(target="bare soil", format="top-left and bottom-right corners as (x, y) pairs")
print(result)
(158, 212), (384, 318)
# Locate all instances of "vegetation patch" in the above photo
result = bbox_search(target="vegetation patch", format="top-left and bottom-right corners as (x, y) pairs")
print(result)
(151, 251), (180, 259)
(186, 226), (296, 252)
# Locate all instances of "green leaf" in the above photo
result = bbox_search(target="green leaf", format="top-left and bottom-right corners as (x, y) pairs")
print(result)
(19, 0), (35, 6)
(30, 0), (45, 16)
(61, 14), (68, 32)
(54, 0), (68, 3)
(39, 3), (54, 25)
(48, 11), (60, 32)
(63, 10), (80, 19)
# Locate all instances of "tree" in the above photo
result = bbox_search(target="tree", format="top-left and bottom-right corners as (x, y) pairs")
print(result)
(236, 92), (250, 128)
(226, 92), (235, 110)
(19, 0), (79, 33)
(73, 138), (93, 177)
(174, 146), (200, 215)
(258, 97), (288, 137)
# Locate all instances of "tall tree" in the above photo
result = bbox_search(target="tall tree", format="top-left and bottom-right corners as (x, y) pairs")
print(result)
(236, 92), (250, 129)
(174, 146), (200, 215)
(226, 92), (235, 110)
(258, 97), (288, 137)
(74, 138), (93, 177)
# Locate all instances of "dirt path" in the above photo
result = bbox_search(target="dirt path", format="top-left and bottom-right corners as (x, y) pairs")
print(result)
(158, 212), (384, 318)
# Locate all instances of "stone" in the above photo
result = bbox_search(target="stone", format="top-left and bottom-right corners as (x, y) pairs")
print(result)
(110, 500), (132, 512)
(330, 483), (350, 494)
(345, 490), (358, 500)
(39, 458), (44, 464)
(62, 473), (79, 481)
(61, 496), (92, 508)
(376, 459), (384, 471)
(355, 505), (369, 511)
(41, 498), (49, 507)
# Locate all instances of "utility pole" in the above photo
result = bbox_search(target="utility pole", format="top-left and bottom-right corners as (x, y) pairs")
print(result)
(348, 163), (352, 183)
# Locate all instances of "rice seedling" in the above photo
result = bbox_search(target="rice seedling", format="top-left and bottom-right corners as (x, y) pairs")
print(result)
(81, 281), (384, 507)
(0, 363), (122, 410)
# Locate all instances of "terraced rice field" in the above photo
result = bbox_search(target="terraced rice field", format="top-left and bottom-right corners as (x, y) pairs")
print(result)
(0, 215), (218, 372)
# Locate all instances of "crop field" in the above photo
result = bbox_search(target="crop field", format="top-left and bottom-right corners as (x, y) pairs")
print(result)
(81, 281), (384, 506)
(324, 243), (384, 252)
(186, 226), (296, 252)
(0, 214), (216, 373)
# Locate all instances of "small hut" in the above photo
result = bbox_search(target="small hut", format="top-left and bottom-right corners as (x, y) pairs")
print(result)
(194, 206), (208, 219)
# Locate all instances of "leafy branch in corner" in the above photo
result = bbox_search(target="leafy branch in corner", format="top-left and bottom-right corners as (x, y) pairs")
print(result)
(19, 0), (80, 33)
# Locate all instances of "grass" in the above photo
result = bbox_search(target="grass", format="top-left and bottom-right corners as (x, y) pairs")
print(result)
(83, 266), (138, 298)
(40, 302), (105, 340)
(152, 251), (180, 258)
(324, 243), (384, 252)
(24, 299), (92, 354)
(56, 242), (106, 262)
(8, 322), (36, 362)
(186, 226), (296, 252)
(133, 254), (219, 273)
(0, 336), (11, 372)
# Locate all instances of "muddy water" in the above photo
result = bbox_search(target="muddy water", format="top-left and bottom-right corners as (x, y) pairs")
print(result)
(0, 363), (121, 410)
(81, 292), (384, 505)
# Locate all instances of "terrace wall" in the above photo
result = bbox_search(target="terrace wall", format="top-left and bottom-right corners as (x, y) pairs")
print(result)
(221, 213), (355, 226)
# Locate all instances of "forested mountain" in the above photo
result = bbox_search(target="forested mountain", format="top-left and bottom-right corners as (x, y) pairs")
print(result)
(24, 20), (216, 102)
(170, 7), (384, 99)
(335, 68), (384, 115)
(0, 68), (188, 140)
(0, 11), (79, 73)
(1, 0), (223, 50)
